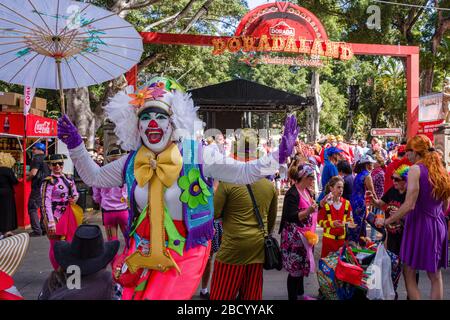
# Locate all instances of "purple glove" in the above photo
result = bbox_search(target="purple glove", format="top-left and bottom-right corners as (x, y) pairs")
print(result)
(276, 115), (299, 164)
(57, 114), (83, 149)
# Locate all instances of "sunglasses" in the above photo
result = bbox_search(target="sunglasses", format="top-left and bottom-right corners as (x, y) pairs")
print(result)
(391, 176), (403, 182)
(51, 162), (64, 167)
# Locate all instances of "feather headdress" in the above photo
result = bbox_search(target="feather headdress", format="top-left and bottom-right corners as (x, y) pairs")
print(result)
(104, 78), (204, 151)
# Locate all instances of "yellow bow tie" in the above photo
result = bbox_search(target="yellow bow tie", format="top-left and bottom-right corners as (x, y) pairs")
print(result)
(126, 143), (183, 274)
(134, 143), (182, 188)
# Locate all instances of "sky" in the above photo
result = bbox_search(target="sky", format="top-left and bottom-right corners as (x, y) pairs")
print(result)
(247, 0), (272, 9)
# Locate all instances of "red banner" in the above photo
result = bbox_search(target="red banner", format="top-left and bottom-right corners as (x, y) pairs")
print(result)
(370, 128), (403, 137)
(235, 2), (329, 41)
(0, 112), (57, 137)
(417, 119), (444, 142)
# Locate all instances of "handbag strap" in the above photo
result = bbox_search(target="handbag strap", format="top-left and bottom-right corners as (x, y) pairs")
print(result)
(246, 184), (267, 237)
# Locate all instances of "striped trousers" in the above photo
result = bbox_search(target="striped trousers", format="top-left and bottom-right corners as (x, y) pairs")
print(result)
(210, 260), (263, 300)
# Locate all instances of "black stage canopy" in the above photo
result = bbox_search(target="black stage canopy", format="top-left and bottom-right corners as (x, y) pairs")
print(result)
(189, 78), (312, 112)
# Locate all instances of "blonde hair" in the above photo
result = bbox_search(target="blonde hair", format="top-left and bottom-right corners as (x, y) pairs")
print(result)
(407, 135), (450, 201)
(0, 152), (16, 168)
(374, 151), (385, 167)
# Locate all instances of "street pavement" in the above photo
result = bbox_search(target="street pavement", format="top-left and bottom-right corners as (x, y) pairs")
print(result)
(12, 196), (450, 300)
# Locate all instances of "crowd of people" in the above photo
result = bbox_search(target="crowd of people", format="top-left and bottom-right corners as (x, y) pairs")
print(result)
(1, 77), (449, 301)
(274, 133), (450, 300)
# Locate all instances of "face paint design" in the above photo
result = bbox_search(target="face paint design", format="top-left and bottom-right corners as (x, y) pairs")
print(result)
(139, 111), (173, 153)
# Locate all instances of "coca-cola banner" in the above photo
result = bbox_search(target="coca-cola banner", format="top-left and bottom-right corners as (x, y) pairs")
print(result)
(0, 112), (57, 137)
(27, 115), (57, 137)
(0, 112), (24, 136)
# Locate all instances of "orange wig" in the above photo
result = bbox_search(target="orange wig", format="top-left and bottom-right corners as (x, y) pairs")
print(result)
(406, 135), (450, 201)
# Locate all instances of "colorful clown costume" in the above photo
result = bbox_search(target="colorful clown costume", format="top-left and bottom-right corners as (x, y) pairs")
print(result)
(58, 77), (298, 300)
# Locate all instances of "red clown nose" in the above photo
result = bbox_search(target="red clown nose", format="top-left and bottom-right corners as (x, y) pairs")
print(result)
(149, 120), (158, 128)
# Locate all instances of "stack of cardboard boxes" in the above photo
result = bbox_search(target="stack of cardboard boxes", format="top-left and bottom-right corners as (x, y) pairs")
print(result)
(0, 91), (47, 116)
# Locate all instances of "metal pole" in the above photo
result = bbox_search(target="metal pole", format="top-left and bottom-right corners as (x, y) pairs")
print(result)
(56, 58), (65, 115)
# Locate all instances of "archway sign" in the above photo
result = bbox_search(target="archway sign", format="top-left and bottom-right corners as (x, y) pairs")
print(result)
(126, 2), (419, 138)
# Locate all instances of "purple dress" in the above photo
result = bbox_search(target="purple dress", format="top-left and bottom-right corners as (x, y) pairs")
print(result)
(400, 163), (448, 272)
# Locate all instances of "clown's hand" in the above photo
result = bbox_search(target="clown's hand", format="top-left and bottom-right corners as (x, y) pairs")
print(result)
(275, 115), (299, 164)
(57, 114), (83, 149)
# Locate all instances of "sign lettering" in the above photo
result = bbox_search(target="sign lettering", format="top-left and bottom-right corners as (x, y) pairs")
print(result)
(212, 36), (353, 60)
(269, 22), (295, 37)
(370, 128), (403, 137)
(34, 120), (51, 135)
(23, 86), (35, 115)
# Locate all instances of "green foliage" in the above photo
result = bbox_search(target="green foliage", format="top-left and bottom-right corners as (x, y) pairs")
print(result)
(319, 81), (347, 135)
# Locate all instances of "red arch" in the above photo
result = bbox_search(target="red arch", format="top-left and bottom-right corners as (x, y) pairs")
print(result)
(130, 3), (419, 138)
(235, 2), (328, 41)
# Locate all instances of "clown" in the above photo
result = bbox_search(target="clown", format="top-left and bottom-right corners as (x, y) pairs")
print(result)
(57, 77), (298, 300)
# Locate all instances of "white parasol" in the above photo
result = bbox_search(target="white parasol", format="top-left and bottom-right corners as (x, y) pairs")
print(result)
(0, 0), (143, 113)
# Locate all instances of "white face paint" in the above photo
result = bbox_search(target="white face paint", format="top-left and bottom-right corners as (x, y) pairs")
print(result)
(138, 111), (173, 154)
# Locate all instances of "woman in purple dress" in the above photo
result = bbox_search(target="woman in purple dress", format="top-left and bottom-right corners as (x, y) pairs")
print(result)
(385, 135), (450, 300)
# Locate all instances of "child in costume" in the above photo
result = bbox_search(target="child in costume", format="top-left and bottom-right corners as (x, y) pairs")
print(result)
(92, 147), (129, 245)
(57, 77), (299, 300)
(40, 154), (81, 270)
(318, 176), (355, 258)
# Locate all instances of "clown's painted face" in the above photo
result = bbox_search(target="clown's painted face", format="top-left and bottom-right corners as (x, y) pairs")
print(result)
(139, 110), (173, 153)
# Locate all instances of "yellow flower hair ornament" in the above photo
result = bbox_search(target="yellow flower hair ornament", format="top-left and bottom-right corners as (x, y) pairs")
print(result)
(128, 86), (166, 108)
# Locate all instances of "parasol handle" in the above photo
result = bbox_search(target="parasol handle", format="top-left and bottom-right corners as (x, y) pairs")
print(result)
(56, 58), (65, 115)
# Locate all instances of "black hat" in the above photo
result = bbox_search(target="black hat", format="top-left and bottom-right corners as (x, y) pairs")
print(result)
(106, 146), (126, 158)
(45, 154), (68, 163)
(54, 225), (120, 276)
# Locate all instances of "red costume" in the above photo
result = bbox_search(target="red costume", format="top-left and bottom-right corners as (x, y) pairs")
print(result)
(337, 142), (353, 163)
(318, 198), (353, 258)
(320, 143), (331, 164)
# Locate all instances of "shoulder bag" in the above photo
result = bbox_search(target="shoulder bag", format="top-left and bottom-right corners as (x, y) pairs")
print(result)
(246, 184), (282, 271)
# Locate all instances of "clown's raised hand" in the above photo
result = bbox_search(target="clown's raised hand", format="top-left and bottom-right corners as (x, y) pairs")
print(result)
(57, 114), (83, 149)
(276, 115), (299, 164)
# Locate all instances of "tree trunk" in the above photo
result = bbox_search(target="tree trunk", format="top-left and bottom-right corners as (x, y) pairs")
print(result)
(368, 104), (381, 140)
(161, 0), (196, 32)
(182, 0), (214, 33)
(345, 110), (354, 141)
(99, 75), (129, 154)
(421, 5), (450, 94)
(308, 71), (322, 143)
(66, 88), (96, 152)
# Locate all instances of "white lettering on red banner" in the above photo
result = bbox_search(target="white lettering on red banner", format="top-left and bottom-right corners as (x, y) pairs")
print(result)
(34, 120), (51, 134)
(269, 21), (295, 37)
(370, 128), (403, 137)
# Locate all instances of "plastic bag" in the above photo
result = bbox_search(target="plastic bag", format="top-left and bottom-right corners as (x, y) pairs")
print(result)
(366, 244), (395, 300)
